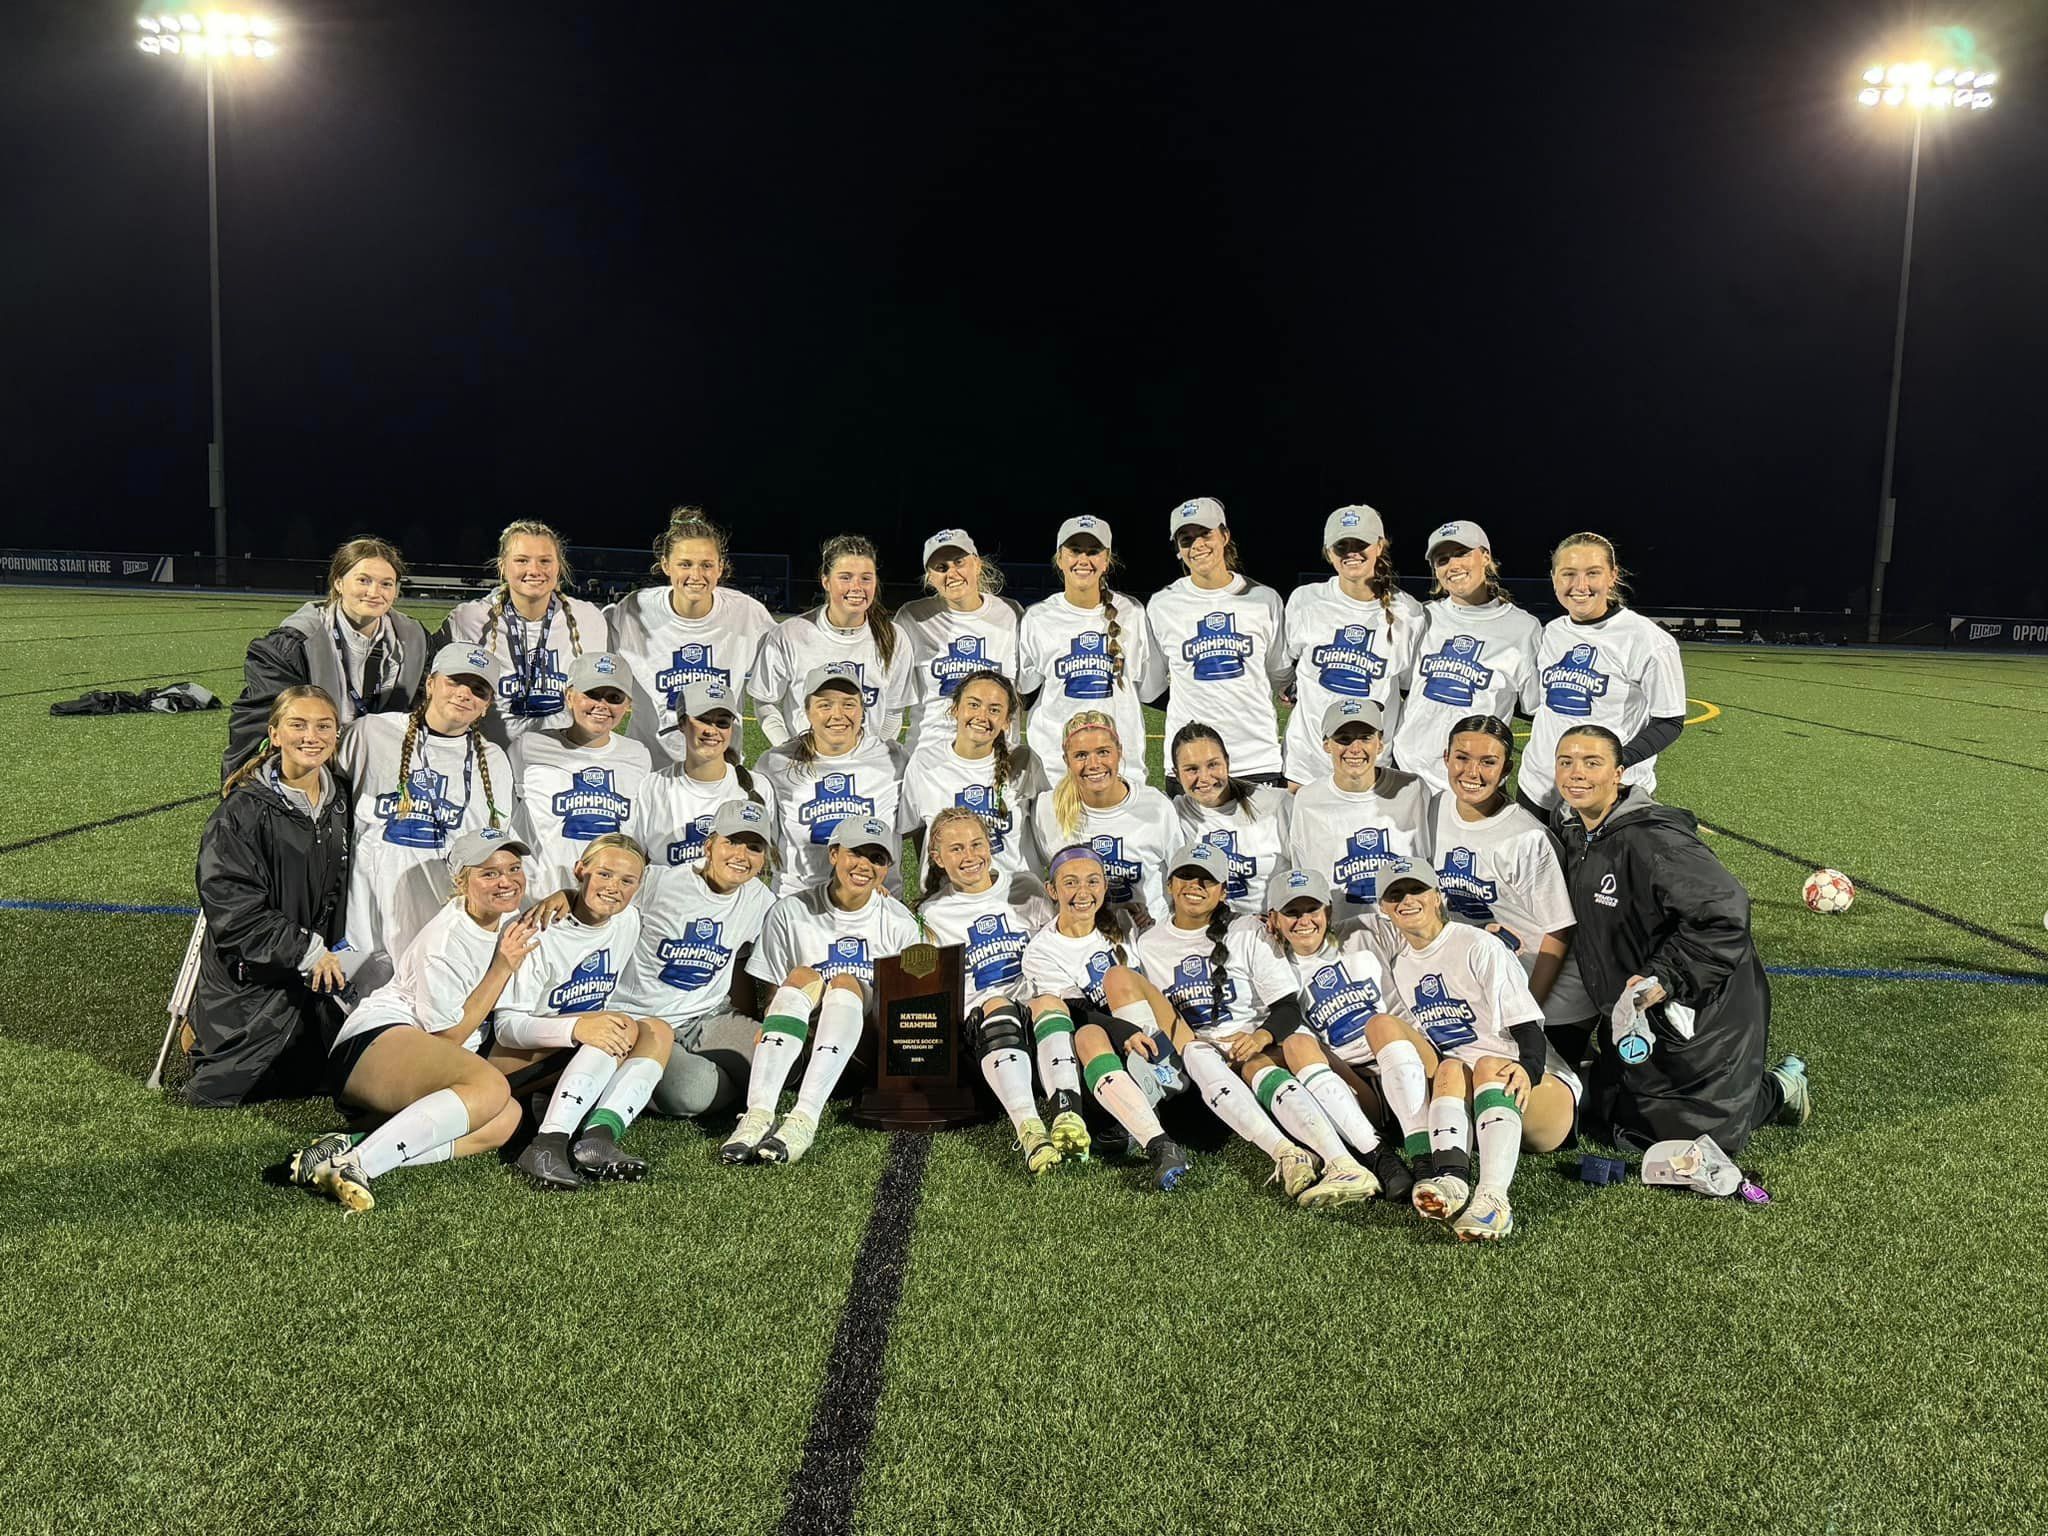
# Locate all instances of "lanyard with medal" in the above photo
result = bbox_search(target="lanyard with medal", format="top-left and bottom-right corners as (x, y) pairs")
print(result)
(504, 597), (560, 718)
(331, 610), (395, 719)
(392, 731), (476, 844)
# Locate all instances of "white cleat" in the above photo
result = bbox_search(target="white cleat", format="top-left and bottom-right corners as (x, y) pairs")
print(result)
(720, 1107), (777, 1165)
(1453, 1187), (1514, 1242)
(1297, 1156), (1381, 1210)
(755, 1109), (818, 1166)
(1412, 1171), (1472, 1221)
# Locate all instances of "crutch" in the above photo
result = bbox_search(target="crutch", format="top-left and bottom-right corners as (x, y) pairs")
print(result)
(148, 914), (209, 1090)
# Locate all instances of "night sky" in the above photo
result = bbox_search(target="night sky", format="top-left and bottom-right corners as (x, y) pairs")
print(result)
(11, 0), (2046, 618)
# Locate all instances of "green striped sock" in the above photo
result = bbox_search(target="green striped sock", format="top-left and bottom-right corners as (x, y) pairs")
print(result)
(1474, 1086), (1520, 1118)
(1034, 1012), (1075, 1042)
(586, 1109), (626, 1139)
(1404, 1131), (1430, 1158)
(1254, 1067), (1297, 1112)
(762, 1013), (810, 1044)
(1083, 1053), (1122, 1091)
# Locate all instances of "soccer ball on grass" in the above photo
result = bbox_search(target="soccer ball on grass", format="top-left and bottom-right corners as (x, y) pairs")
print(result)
(1803, 868), (1855, 914)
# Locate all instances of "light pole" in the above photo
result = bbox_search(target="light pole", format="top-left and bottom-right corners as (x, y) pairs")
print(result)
(1855, 58), (1997, 642)
(136, 12), (282, 588)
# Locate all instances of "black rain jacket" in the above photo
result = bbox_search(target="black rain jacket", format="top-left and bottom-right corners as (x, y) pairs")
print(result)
(223, 602), (429, 782)
(1552, 789), (1776, 1153)
(184, 768), (354, 1107)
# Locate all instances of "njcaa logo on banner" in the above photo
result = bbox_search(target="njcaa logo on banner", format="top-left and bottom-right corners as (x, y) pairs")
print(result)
(667, 813), (717, 866)
(1541, 643), (1610, 716)
(1166, 953), (1236, 1028)
(1182, 612), (1255, 681)
(552, 766), (633, 839)
(817, 935), (874, 984)
(1306, 961), (1384, 1048)
(1417, 635), (1495, 707)
(1088, 834), (1142, 907)
(1409, 972), (1479, 1051)
(1198, 828), (1256, 902)
(1332, 826), (1398, 902)
(656, 643), (730, 705)
(800, 772), (874, 844)
(1310, 624), (1388, 697)
(502, 647), (565, 716)
(1437, 847), (1498, 922)
(1054, 631), (1116, 700)
(961, 912), (1029, 991)
(656, 919), (731, 991)
(954, 784), (1013, 852)
(548, 949), (619, 1013)
(376, 768), (462, 848)
(929, 636), (992, 697)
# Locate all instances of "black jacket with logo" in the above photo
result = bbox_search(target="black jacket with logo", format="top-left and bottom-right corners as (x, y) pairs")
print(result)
(222, 602), (430, 782)
(1551, 789), (1775, 1153)
(185, 768), (354, 1107)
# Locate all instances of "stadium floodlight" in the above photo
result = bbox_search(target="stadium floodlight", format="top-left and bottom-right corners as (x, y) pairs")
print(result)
(1863, 65), (1884, 84)
(1955, 69), (1976, 85)
(132, 12), (284, 587)
(1881, 85), (1905, 105)
(1857, 87), (1881, 107)
(1935, 67), (1956, 84)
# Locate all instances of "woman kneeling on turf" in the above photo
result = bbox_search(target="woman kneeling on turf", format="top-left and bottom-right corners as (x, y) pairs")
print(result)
(916, 807), (1062, 1174)
(1019, 845), (1191, 1190)
(1375, 859), (1582, 1241)
(291, 827), (542, 1213)
(727, 816), (922, 1166)
(1137, 842), (1379, 1208)
(492, 834), (675, 1189)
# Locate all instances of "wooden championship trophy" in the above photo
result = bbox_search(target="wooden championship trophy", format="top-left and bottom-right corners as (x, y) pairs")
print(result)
(847, 940), (983, 1131)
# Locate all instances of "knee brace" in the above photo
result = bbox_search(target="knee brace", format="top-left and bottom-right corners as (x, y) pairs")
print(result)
(966, 1001), (1031, 1061)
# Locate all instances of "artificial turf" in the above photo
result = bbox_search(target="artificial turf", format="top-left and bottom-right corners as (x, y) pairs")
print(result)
(2, 587), (2044, 1536)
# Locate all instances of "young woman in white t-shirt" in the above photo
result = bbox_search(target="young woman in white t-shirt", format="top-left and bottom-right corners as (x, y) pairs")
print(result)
(895, 528), (1025, 759)
(751, 533), (915, 745)
(1027, 712), (1178, 925)
(753, 666), (911, 896)
(1169, 723), (1292, 918)
(509, 652), (655, 895)
(904, 670), (1047, 880)
(636, 678), (772, 870)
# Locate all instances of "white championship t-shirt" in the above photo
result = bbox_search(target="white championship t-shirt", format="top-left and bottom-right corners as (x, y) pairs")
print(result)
(1147, 574), (1292, 780)
(1278, 921), (1406, 1068)
(1386, 919), (1545, 1068)
(612, 862), (776, 1025)
(917, 875), (1055, 1013)
(440, 593), (611, 749)
(1173, 786), (1293, 918)
(749, 608), (917, 744)
(753, 733), (912, 896)
(1016, 590), (1165, 786)
(894, 594), (1026, 759)
(1282, 578), (1427, 785)
(1522, 607), (1687, 810)
(1134, 912), (1301, 1042)
(1020, 912), (1138, 1011)
(331, 899), (516, 1052)
(604, 585), (778, 767)
(1028, 783), (1179, 924)
(496, 907), (644, 1030)
(1386, 598), (1544, 793)
(509, 730), (656, 895)
(1286, 769), (1431, 917)
(745, 885), (923, 1000)
(636, 763), (776, 871)
(903, 740), (1050, 881)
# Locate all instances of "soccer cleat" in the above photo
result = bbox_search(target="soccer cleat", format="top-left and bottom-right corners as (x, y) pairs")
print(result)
(720, 1107), (777, 1166)
(313, 1155), (374, 1215)
(570, 1127), (648, 1182)
(1770, 1055), (1812, 1128)
(1018, 1117), (1061, 1176)
(1145, 1134), (1191, 1192)
(1298, 1156), (1381, 1210)
(1453, 1187), (1514, 1242)
(1268, 1144), (1318, 1201)
(1366, 1142), (1415, 1206)
(1412, 1170), (1472, 1221)
(288, 1131), (354, 1189)
(516, 1131), (585, 1191)
(1048, 1109), (1091, 1159)
(755, 1109), (818, 1166)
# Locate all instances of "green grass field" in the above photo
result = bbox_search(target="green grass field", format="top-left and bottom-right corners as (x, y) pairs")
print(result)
(3, 587), (2046, 1536)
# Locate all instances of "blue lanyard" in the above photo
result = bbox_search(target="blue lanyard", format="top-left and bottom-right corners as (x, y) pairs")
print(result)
(504, 598), (558, 706)
(401, 731), (476, 831)
(330, 611), (397, 718)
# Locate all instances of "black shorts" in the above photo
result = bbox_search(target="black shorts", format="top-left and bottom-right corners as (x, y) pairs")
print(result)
(326, 1021), (407, 1100)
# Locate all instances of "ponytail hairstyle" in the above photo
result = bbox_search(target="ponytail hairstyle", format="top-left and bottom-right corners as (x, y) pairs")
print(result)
(1551, 530), (1633, 610)
(652, 506), (731, 579)
(1446, 712), (1517, 772)
(915, 805), (992, 912)
(1168, 722), (1262, 813)
(324, 536), (408, 611)
(819, 534), (898, 669)
(951, 669), (1022, 817)
(1204, 895), (1233, 1028)
(479, 519), (583, 661)
(1051, 710), (1121, 839)
(222, 685), (340, 799)
(1367, 538), (1402, 623)
(1056, 536), (1127, 686)
(395, 684), (503, 829)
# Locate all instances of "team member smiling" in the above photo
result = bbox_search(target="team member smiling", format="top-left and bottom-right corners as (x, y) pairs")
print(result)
(895, 529), (1025, 759)
(1028, 712), (1178, 925)
(754, 664), (911, 897)
(1287, 698), (1429, 919)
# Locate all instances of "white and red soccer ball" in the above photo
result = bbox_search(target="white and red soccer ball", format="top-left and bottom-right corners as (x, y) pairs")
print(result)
(1803, 868), (1855, 915)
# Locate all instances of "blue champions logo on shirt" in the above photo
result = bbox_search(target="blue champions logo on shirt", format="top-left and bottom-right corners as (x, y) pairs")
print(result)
(375, 768), (461, 849)
(929, 635), (992, 698)
(656, 643), (731, 707)
(551, 766), (633, 840)
(547, 948), (619, 1013)
(1082, 947), (1117, 1006)
(1409, 972), (1479, 1051)
(799, 771), (875, 845)
(655, 919), (731, 992)
(1053, 631), (1116, 700)
(961, 912), (1029, 992)
(1437, 847), (1499, 922)
(1088, 834), (1142, 907)
(1417, 634), (1496, 708)
(1197, 828), (1257, 903)
(1165, 953), (1237, 1029)
(1182, 611), (1255, 682)
(954, 783), (1013, 853)
(1541, 642), (1610, 716)
(666, 813), (717, 866)
(1309, 624), (1388, 698)
(1332, 826), (1399, 903)
(1305, 961), (1384, 1049)
(501, 647), (565, 717)
(817, 934), (874, 985)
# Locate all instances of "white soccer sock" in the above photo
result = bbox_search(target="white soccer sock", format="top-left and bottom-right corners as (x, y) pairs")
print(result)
(1377, 1038), (1431, 1156)
(1254, 1065), (1351, 1167)
(746, 986), (817, 1113)
(1427, 1090), (1472, 1170)
(1300, 1063), (1382, 1155)
(1083, 1052), (1165, 1144)
(588, 1056), (662, 1137)
(1033, 1011), (1082, 1097)
(1474, 1085), (1524, 1194)
(355, 1087), (471, 1179)
(980, 1048), (1041, 1134)
(539, 1044), (621, 1137)
(400, 1142), (454, 1168)
(794, 988), (864, 1119)
(1186, 1044), (1292, 1157)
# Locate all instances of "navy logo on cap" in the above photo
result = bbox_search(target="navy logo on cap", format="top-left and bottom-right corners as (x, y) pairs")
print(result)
(467, 648), (492, 670)
(1340, 511), (1361, 528)
(1433, 522), (1459, 540)
(593, 655), (616, 675)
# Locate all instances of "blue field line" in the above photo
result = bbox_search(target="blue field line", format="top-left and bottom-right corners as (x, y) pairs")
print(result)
(1766, 964), (2046, 987)
(0, 898), (201, 917)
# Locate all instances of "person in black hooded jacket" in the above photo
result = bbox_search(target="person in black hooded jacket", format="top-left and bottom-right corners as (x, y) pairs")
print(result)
(188, 686), (364, 1107)
(1548, 724), (1809, 1154)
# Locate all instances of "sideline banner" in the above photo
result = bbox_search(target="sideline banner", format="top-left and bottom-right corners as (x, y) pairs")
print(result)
(1949, 615), (2048, 649)
(0, 549), (176, 584)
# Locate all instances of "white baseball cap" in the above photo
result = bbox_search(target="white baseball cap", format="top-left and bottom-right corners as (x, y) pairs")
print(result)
(444, 825), (531, 877)
(1426, 519), (1491, 557)
(826, 814), (899, 865)
(922, 529), (978, 566)
(1054, 516), (1113, 554)
(1323, 505), (1385, 547)
(1320, 697), (1385, 737)
(1264, 867), (1334, 912)
(1167, 838), (1233, 886)
(801, 663), (865, 701)
(707, 799), (770, 843)
(564, 651), (630, 695)
(430, 643), (506, 688)
(1168, 497), (1226, 540)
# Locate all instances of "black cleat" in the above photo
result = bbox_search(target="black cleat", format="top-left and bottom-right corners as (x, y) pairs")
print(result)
(516, 1131), (585, 1191)
(1145, 1134), (1191, 1191)
(1367, 1143), (1415, 1206)
(571, 1126), (648, 1182)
